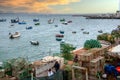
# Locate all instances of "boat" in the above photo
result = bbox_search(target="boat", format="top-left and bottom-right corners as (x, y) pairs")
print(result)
(67, 20), (72, 23)
(56, 38), (62, 41)
(30, 41), (39, 45)
(83, 31), (89, 34)
(55, 34), (64, 41)
(55, 34), (64, 38)
(34, 23), (40, 25)
(33, 19), (39, 22)
(11, 18), (19, 23)
(81, 28), (84, 31)
(18, 21), (26, 24)
(26, 26), (32, 30)
(10, 24), (14, 26)
(0, 19), (6, 22)
(55, 25), (58, 27)
(60, 30), (64, 34)
(98, 30), (103, 33)
(62, 22), (68, 25)
(48, 18), (55, 24)
(72, 31), (76, 34)
(9, 32), (20, 39)
(60, 18), (65, 22)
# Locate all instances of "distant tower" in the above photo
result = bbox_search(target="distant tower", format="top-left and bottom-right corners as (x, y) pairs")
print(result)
(118, 0), (120, 11)
(116, 0), (120, 17)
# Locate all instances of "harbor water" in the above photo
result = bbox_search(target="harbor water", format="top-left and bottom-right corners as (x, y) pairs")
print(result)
(0, 13), (120, 61)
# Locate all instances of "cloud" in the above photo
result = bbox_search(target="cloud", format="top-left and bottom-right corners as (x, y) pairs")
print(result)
(54, 7), (73, 14)
(0, 0), (80, 13)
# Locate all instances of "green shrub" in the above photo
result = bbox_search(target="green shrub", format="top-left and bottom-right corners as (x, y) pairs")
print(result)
(84, 39), (102, 49)
(60, 42), (75, 60)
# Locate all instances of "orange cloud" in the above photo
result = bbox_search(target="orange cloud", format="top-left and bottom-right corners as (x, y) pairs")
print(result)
(54, 8), (73, 14)
(0, 0), (80, 13)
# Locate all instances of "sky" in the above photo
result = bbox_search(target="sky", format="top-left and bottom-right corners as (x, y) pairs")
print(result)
(0, 0), (119, 14)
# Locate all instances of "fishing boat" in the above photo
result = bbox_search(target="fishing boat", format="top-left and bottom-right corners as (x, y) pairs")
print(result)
(33, 19), (39, 22)
(98, 30), (103, 33)
(60, 30), (64, 34)
(81, 28), (84, 31)
(60, 18), (65, 22)
(26, 26), (32, 30)
(48, 18), (55, 24)
(34, 23), (40, 25)
(62, 22), (68, 25)
(55, 34), (64, 38)
(9, 32), (21, 39)
(55, 34), (64, 41)
(11, 18), (19, 23)
(0, 19), (6, 22)
(72, 31), (76, 34)
(67, 20), (72, 23)
(55, 25), (58, 27)
(30, 41), (39, 45)
(56, 38), (62, 41)
(83, 31), (89, 34)
(18, 21), (26, 24)
(10, 24), (14, 26)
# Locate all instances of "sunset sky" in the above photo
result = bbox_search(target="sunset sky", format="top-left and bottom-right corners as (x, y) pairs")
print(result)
(0, 0), (119, 14)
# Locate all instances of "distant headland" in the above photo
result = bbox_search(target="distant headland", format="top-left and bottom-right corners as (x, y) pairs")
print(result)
(84, 11), (120, 19)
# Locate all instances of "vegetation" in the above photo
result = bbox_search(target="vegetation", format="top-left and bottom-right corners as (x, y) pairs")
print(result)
(84, 39), (102, 49)
(97, 33), (115, 44)
(3, 57), (32, 79)
(3, 62), (12, 76)
(63, 64), (72, 80)
(111, 26), (120, 39)
(97, 25), (120, 44)
(97, 33), (109, 41)
(60, 42), (76, 60)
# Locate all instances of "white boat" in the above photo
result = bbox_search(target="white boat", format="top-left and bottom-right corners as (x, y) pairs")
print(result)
(9, 32), (21, 39)
(48, 18), (55, 24)
(62, 22), (68, 25)
(30, 41), (39, 45)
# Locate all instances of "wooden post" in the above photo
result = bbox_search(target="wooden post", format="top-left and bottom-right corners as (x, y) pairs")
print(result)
(86, 69), (88, 80)
(72, 68), (75, 80)
(72, 65), (88, 80)
(31, 72), (33, 80)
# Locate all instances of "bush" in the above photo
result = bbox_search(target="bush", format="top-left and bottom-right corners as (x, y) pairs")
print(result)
(60, 42), (75, 60)
(97, 33), (115, 44)
(84, 39), (102, 49)
(97, 33), (109, 41)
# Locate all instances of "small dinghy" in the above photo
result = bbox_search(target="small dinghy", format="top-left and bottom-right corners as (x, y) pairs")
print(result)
(30, 41), (39, 45)
(9, 32), (20, 39)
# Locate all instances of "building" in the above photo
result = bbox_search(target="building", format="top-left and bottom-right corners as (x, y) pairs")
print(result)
(32, 56), (64, 77)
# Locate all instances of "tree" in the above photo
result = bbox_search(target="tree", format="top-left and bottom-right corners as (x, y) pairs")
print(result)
(84, 39), (102, 49)
(60, 42), (76, 60)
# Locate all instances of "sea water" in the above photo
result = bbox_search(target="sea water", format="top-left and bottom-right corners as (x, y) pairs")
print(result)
(0, 13), (120, 61)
